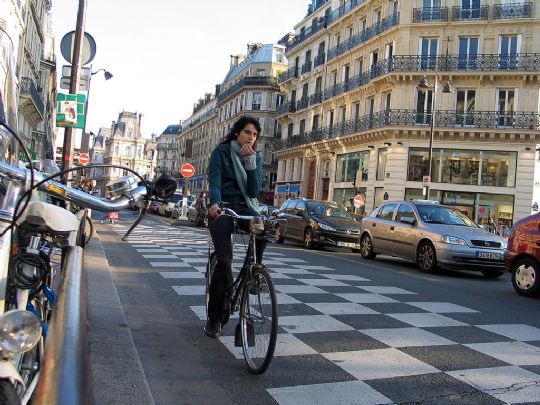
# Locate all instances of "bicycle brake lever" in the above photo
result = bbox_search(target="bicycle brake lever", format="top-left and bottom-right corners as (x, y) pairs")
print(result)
(121, 208), (146, 241)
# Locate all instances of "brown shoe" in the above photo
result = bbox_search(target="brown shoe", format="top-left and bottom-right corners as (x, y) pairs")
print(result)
(204, 318), (221, 339)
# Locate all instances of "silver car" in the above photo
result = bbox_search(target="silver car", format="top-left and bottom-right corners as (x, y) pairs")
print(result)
(359, 200), (507, 278)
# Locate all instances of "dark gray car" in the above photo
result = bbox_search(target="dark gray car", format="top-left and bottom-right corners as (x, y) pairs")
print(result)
(359, 200), (507, 277)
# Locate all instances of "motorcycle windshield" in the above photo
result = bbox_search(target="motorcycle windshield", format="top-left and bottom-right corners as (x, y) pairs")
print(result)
(0, 29), (19, 166)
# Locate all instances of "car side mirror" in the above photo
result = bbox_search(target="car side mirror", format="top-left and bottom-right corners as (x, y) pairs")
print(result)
(400, 216), (417, 226)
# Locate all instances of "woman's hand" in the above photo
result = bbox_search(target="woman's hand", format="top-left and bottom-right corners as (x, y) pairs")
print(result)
(239, 144), (255, 157)
(208, 204), (221, 218)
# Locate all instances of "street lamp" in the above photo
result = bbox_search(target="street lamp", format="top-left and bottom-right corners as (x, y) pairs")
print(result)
(91, 68), (113, 80)
(417, 75), (452, 200)
(83, 68), (114, 134)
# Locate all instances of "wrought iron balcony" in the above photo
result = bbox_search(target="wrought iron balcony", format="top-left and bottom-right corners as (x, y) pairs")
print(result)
(285, 16), (328, 53)
(217, 76), (278, 104)
(277, 109), (540, 151)
(278, 66), (299, 84)
(19, 77), (44, 124)
(451, 5), (488, 21)
(301, 61), (312, 75)
(413, 7), (449, 22)
(276, 102), (296, 117)
(493, 2), (533, 19)
(327, 13), (399, 62)
(309, 92), (323, 106)
(329, 0), (366, 25)
(296, 97), (309, 111)
(313, 53), (326, 68)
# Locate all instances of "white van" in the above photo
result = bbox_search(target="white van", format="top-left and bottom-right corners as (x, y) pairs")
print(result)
(158, 191), (182, 216)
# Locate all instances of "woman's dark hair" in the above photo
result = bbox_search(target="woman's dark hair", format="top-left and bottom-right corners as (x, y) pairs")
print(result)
(221, 116), (261, 145)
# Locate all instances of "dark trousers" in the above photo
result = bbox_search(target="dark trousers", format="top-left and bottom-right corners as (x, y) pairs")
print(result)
(207, 205), (267, 323)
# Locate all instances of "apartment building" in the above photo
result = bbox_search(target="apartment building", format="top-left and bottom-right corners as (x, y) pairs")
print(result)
(276, 0), (539, 227)
(156, 123), (181, 177)
(216, 43), (288, 204)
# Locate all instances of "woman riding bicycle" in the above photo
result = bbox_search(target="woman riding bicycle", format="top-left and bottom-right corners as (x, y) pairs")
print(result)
(205, 116), (267, 338)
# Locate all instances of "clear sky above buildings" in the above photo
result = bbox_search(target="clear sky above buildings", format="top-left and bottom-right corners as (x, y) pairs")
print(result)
(52, 0), (308, 139)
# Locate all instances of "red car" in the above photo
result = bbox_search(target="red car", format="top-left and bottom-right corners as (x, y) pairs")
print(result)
(504, 212), (540, 297)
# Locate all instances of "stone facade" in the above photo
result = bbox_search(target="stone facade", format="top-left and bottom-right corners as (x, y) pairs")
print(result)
(275, 0), (540, 226)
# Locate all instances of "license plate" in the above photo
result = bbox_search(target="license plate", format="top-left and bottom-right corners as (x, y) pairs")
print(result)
(337, 242), (358, 248)
(476, 251), (503, 260)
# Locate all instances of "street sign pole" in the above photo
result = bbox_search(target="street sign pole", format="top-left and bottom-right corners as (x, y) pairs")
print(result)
(62, 0), (87, 185)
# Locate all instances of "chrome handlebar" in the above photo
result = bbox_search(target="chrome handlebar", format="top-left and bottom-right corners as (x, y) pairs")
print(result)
(0, 160), (148, 213)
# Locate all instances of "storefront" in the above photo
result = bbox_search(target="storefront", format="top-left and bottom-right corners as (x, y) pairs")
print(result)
(404, 188), (515, 228)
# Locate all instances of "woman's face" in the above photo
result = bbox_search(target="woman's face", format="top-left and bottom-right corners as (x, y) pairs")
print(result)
(236, 123), (258, 147)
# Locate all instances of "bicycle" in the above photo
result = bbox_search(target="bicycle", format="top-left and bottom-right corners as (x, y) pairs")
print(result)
(205, 208), (278, 374)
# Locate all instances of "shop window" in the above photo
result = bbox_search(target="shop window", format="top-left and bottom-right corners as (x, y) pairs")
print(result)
(333, 187), (356, 211)
(376, 148), (387, 181)
(407, 149), (430, 181)
(481, 151), (516, 187)
(478, 193), (514, 228)
(441, 149), (480, 185)
(374, 187), (385, 207)
(335, 151), (369, 183)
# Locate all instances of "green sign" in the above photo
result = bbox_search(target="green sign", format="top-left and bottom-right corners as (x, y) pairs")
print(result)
(18, 147), (36, 162)
(56, 93), (85, 128)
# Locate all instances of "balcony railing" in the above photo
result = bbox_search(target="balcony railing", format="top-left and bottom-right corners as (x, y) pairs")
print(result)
(327, 13), (399, 61)
(217, 76), (277, 104)
(296, 97), (309, 111)
(451, 6), (489, 21)
(301, 61), (312, 74)
(493, 2), (533, 19)
(413, 7), (449, 22)
(309, 91), (323, 106)
(278, 66), (299, 84)
(276, 102), (296, 116)
(313, 53), (326, 68)
(20, 77), (44, 115)
(277, 109), (540, 150)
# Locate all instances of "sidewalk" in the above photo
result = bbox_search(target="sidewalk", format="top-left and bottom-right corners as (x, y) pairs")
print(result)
(85, 229), (155, 405)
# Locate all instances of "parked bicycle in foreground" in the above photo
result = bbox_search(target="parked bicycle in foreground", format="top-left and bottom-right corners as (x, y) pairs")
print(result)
(205, 208), (278, 374)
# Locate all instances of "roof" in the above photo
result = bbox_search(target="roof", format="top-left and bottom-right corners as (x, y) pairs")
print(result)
(222, 44), (284, 84)
(162, 124), (182, 135)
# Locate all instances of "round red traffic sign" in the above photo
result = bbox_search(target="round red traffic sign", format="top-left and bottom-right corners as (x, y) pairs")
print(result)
(78, 153), (89, 165)
(180, 163), (195, 178)
(353, 195), (364, 209)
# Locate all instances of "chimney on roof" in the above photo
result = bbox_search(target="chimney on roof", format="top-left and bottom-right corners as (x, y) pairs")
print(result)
(205, 93), (212, 103)
(138, 113), (143, 135)
(215, 84), (221, 96)
(247, 43), (261, 55)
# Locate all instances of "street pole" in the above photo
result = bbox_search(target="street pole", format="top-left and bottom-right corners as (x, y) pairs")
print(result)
(61, 0), (87, 184)
(425, 75), (438, 200)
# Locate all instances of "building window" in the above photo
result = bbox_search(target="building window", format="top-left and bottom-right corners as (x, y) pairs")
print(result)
(335, 151), (369, 183)
(497, 89), (515, 127)
(456, 89), (476, 125)
(481, 151), (517, 187)
(299, 119), (306, 136)
(374, 187), (385, 208)
(252, 92), (262, 110)
(256, 68), (266, 77)
(376, 148), (387, 181)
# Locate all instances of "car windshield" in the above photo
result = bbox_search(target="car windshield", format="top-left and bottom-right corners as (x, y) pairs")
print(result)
(307, 202), (352, 219)
(169, 194), (183, 203)
(416, 205), (478, 227)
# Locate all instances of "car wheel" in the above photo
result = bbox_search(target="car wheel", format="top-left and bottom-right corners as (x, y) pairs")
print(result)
(512, 258), (540, 297)
(481, 270), (504, 279)
(360, 233), (376, 259)
(304, 228), (315, 250)
(274, 225), (284, 243)
(417, 241), (437, 273)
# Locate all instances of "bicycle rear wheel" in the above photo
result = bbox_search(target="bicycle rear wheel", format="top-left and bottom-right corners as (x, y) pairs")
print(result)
(240, 265), (277, 374)
(205, 253), (217, 317)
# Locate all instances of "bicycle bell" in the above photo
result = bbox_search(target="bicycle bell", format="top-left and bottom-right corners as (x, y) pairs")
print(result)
(106, 175), (138, 199)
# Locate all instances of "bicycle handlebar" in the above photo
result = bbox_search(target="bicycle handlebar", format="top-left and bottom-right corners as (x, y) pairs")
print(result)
(0, 160), (148, 213)
(220, 207), (263, 221)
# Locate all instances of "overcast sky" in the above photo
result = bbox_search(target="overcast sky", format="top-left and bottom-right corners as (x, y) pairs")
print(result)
(52, 0), (308, 140)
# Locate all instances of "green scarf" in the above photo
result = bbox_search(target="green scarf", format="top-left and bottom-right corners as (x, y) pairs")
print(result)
(230, 141), (259, 212)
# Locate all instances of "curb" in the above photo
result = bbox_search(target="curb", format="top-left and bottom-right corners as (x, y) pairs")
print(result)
(85, 233), (155, 405)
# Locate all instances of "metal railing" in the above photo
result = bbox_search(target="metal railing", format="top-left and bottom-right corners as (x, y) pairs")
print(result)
(327, 13), (399, 61)
(296, 97), (309, 111)
(216, 76), (278, 104)
(277, 109), (540, 150)
(493, 2), (533, 19)
(20, 77), (45, 115)
(413, 7), (449, 22)
(313, 53), (326, 68)
(278, 66), (299, 84)
(301, 61), (312, 74)
(451, 5), (489, 20)
(276, 102), (296, 116)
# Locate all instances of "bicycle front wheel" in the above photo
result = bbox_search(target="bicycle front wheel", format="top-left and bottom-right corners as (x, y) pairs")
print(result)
(205, 253), (217, 318)
(240, 265), (278, 374)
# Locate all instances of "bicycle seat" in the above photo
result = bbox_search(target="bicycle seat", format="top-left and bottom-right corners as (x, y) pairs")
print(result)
(18, 201), (80, 234)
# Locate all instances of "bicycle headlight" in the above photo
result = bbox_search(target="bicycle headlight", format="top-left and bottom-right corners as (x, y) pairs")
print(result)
(0, 310), (41, 355)
(249, 217), (265, 235)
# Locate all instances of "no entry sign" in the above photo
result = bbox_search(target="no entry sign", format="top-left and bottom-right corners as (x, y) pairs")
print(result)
(353, 195), (364, 209)
(78, 153), (89, 165)
(180, 163), (195, 178)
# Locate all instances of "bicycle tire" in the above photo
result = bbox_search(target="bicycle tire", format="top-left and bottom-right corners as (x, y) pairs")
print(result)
(205, 253), (217, 318)
(240, 265), (278, 374)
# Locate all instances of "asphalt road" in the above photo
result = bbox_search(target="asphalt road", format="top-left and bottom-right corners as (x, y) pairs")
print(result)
(93, 212), (540, 405)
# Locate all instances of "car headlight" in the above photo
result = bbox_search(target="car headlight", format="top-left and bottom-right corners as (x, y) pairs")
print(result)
(441, 235), (467, 246)
(0, 310), (41, 355)
(501, 240), (508, 250)
(318, 223), (336, 231)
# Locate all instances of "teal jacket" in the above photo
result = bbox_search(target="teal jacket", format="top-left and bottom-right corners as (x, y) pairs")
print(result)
(208, 143), (262, 206)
